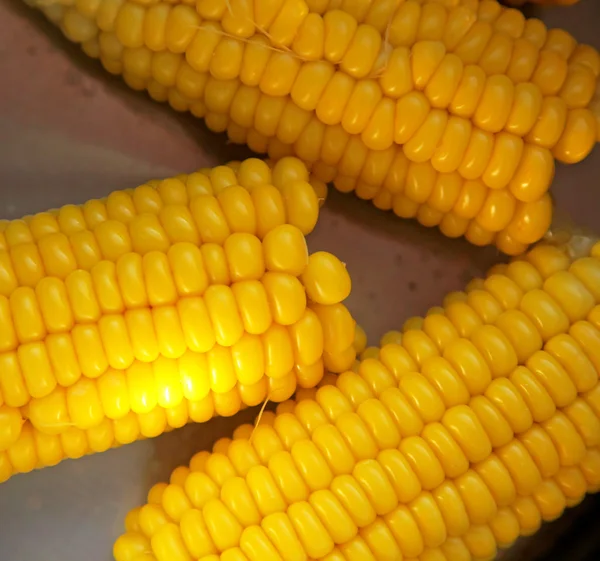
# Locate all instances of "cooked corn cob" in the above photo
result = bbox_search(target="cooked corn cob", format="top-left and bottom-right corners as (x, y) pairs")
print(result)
(0, 157), (357, 483)
(145, 2), (598, 160)
(27, 0), (597, 254)
(113, 237), (600, 561)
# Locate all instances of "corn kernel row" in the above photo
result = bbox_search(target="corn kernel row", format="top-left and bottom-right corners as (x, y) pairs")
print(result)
(1, 158), (318, 247)
(0, 371), (309, 483)
(305, 0), (600, 140)
(0, 242), (316, 349)
(192, 430), (597, 560)
(0, 161), (321, 298)
(221, 115), (554, 254)
(190, 68), (569, 208)
(170, 73), (556, 205)
(367, 240), (600, 353)
(304, 0), (595, 72)
(404, 239), (600, 340)
(0, 242), (316, 344)
(265, 382), (600, 508)
(289, 0), (600, 144)
(170, 399), (599, 560)
(238, 103), (554, 207)
(87, 2), (598, 164)
(96, 0), (597, 85)
(110, 13), (592, 168)
(0, 247), (356, 433)
(206, 365), (600, 498)
(0, 290), (354, 405)
(113, 241), (600, 561)
(0, 156), (346, 408)
(405, 241), (600, 344)
(198, 0), (598, 117)
(45, 0), (600, 164)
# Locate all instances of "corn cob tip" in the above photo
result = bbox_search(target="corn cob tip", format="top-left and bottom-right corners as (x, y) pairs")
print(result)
(301, 252), (352, 305)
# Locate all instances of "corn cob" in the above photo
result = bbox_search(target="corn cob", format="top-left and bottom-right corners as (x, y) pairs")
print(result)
(27, 0), (598, 254)
(0, 157), (357, 483)
(138, 4), (595, 160)
(112, 236), (600, 561)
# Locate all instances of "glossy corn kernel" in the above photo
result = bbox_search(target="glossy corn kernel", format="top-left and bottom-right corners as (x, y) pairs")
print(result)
(115, 238), (600, 561)
(0, 158), (357, 483)
(205, 24), (595, 170)
(0, 158), (322, 290)
(28, 0), (599, 255)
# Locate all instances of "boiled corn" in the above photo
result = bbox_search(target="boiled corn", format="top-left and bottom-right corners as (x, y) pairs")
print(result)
(11, 0), (600, 554)
(119, 0), (599, 162)
(0, 157), (357, 483)
(27, 0), (598, 254)
(113, 237), (600, 561)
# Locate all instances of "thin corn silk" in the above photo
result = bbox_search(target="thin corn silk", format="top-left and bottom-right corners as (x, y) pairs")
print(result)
(0, 158), (357, 482)
(23, 0), (600, 253)
(114, 236), (600, 561)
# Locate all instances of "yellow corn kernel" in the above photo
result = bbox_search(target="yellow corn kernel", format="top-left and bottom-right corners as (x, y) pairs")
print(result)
(0, 405), (23, 451)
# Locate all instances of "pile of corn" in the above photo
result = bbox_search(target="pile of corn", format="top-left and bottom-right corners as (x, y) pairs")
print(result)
(0, 157), (357, 482)
(28, 0), (600, 253)
(4, 0), (600, 560)
(113, 239), (600, 561)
